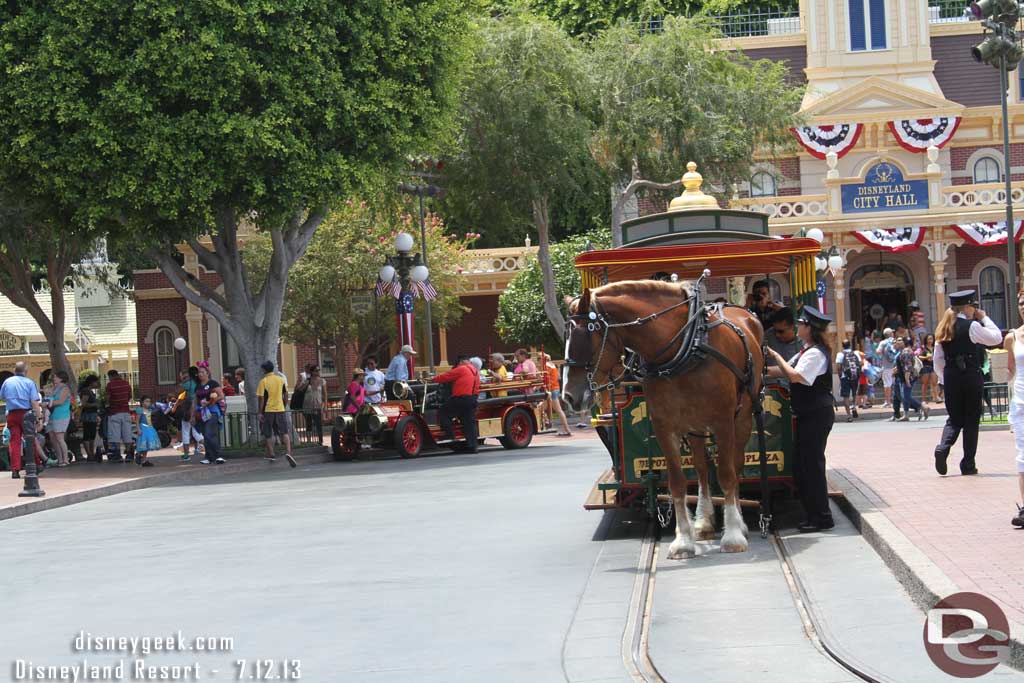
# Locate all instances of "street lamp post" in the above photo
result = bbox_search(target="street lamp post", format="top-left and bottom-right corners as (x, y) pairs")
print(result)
(398, 177), (444, 374)
(968, 0), (1024, 325)
(18, 411), (45, 498)
(379, 232), (429, 376)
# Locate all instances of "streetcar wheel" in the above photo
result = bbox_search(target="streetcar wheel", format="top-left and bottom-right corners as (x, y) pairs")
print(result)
(499, 408), (534, 449)
(331, 428), (360, 462)
(395, 416), (425, 458)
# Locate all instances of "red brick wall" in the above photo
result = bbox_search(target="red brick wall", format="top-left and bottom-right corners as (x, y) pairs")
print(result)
(950, 144), (1024, 175)
(445, 295), (503, 361)
(637, 195), (669, 217)
(955, 244), (1007, 279)
(135, 297), (189, 399)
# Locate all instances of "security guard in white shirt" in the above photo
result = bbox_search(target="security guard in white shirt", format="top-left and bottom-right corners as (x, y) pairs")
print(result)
(933, 289), (1004, 476)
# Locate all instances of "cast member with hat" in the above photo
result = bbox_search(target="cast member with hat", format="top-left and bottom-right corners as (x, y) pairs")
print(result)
(385, 344), (417, 399)
(765, 306), (836, 532)
(933, 289), (1003, 476)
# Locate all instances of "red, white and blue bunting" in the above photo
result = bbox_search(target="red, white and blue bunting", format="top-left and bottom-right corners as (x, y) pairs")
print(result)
(887, 118), (961, 153)
(951, 220), (1024, 246)
(852, 227), (926, 252)
(816, 278), (828, 315)
(791, 124), (864, 160)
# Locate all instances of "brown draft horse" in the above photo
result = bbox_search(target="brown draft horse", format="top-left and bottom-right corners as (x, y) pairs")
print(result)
(563, 280), (764, 557)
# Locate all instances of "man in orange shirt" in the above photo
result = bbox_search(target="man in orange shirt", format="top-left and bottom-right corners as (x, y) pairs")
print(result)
(434, 355), (481, 452)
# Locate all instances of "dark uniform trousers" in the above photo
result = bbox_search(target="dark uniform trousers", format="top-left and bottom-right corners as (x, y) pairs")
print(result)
(935, 366), (984, 470)
(793, 406), (835, 522)
(440, 395), (479, 447)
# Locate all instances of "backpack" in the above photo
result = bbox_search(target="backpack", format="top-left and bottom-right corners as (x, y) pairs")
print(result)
(911, 353), (923, 378)
(841, 350), (861, 381)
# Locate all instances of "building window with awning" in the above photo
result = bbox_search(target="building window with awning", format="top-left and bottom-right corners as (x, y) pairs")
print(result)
(155, 327), (176, 385)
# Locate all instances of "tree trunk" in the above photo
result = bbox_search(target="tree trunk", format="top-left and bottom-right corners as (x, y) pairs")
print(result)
(610, 164), (682, 248)
(45, 284), (76, 392)
(532, 195), (566, 340)
(152, 208), (326, 441)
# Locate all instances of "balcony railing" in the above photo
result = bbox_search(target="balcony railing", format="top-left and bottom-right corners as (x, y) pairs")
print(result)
(707, 8), (801, 38)
(942, 182), (1024, 209)
(928, 0), (972, 23)
(463, 246), (537, 275)
(731, 194), (829, 219)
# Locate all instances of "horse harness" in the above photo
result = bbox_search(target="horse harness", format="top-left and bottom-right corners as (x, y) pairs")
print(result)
(566, 283), (759, 415)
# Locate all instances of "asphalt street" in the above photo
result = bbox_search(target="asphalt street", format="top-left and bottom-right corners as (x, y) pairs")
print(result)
(0, 439), (630, 683)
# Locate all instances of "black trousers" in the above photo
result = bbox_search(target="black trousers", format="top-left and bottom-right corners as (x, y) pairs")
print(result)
(439, 395), (478, 448)
(793, 406), (834, 522)
(935, 367), (984, 469)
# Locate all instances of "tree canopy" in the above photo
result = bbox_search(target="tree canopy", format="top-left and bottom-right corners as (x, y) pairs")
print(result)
(244, 199), (474, 377)
(442, 10), (602, 337)
(0, 0), (473, 413)
(496, 229), (611, 351)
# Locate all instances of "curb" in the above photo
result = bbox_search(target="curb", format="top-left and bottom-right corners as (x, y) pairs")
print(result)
(0, 447), (334, 523)
(829, 469), (1024, 672)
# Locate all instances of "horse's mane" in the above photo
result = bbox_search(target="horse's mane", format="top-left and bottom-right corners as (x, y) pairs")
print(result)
(592, 280), (689, 299)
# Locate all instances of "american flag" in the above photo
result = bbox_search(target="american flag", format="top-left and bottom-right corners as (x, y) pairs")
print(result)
(396, 291), (416, 351)
(816, 278), (828, 314)
(374, 278), (395, 298)
(412, 279), (438, 301)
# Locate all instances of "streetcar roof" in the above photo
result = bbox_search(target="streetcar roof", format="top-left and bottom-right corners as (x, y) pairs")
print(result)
(574, 237), (822, 281)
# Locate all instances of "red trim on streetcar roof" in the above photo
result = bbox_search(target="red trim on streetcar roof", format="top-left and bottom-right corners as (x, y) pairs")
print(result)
(574, 238), (822, 280)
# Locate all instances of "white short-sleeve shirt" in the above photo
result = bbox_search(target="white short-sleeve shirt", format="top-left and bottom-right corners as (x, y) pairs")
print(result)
(789, 346), (829, 386)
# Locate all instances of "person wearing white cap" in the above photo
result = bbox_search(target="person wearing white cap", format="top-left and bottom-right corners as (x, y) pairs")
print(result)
(385, 344), (417, 399)
(909, 300), (927, 347)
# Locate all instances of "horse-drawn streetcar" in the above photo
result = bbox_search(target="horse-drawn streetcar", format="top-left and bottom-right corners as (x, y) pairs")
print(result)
(565, 163), (826, 544)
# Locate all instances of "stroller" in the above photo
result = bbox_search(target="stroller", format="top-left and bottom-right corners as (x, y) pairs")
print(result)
(150, 407), (174, 448)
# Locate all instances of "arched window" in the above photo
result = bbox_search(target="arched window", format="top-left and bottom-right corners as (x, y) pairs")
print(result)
(980, 266), (1007, 329)
(750, 172), (777, 198)
(154, 327), (176, 385)
(973, 156), (1001, 184)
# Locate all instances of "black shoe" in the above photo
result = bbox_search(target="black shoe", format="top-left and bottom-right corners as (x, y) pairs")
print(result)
(11, 471), (20, 479)
(1012, 505), (1024, 528)
(798, 521), (823, 533)
(852, 408), (858, 419)
(961, 467), (978, 476)
(141, 460), (154, 468)
(934, 450), (948, 476)
(817, 517), (835, 530)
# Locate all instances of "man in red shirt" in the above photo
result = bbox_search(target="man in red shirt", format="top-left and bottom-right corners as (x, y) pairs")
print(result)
(433, 355), (481, 453)
(104, 369), (134, 462)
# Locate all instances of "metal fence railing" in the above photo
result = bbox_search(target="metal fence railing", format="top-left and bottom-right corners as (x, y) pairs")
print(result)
(707, 8), (801, 38)
(217, 405), (345, 449)
(981, 382), (1009, 422)
(927, 0), (972, 23)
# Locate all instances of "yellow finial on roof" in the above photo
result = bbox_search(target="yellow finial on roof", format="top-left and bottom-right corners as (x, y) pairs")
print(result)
(669, 162), (718, 211)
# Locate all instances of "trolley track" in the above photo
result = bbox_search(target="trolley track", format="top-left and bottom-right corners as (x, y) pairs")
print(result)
(622, 522), (884, 683)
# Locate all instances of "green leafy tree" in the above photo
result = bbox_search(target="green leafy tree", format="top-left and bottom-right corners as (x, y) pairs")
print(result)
(0, 199), (113, 391)
(0, 1), (472, 415)
(497, 229), (611, 351)
(443, 10), (599, 340)
(244, 199), (474, 379)
(590, 16), (804, 245)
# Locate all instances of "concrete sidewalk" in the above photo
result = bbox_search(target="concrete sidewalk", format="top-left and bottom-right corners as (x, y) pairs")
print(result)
(0, 444), (332, 521)
(826, 419), (1024, 663)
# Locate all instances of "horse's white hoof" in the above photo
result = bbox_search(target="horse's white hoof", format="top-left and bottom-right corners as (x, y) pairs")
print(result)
(720, 530), (748, 553)
(667, 538), (696, 559)
(694, 519), (716, 540)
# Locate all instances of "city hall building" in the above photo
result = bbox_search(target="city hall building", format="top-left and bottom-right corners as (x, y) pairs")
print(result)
(708, 0), (1024, 341)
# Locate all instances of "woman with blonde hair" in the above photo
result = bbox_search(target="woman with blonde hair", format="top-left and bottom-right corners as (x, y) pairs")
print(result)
(932, 290), (1003, 476)
(1003, 289), (1024, 527)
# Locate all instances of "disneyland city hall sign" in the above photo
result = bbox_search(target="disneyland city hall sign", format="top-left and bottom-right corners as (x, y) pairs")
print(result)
(841, 162), (929, 214)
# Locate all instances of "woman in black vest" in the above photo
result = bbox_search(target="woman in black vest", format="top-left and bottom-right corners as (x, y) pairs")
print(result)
(933, 290), (1003, 476)
(766, 306), (836, 532)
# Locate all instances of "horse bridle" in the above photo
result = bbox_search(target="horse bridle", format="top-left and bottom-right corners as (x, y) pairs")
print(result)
(565, 284), (699, 393)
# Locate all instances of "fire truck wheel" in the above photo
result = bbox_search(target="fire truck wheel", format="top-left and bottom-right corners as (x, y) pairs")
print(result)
(499, 408), (534, 449)
(395, 416), (425, 458)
